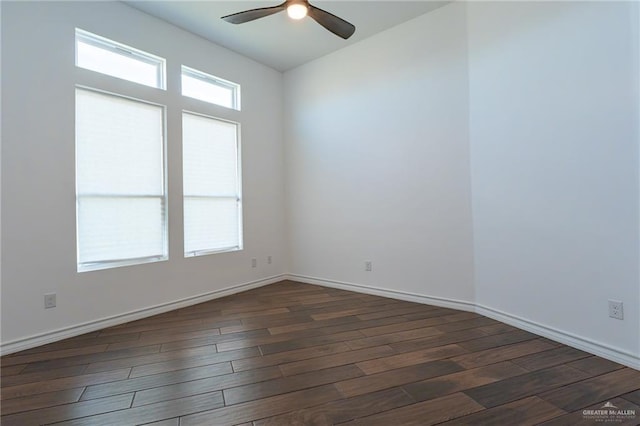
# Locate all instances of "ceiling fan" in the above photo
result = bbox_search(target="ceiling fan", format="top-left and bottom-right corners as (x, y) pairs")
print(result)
(221, 0), (356, 40)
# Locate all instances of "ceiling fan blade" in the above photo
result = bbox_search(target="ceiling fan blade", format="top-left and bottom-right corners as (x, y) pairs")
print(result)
(221, 3), (287, 24)
(307, 4), (355, 39)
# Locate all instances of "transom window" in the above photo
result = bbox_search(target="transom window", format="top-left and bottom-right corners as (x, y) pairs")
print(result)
(76, 29), (165, 89)
(181, 65), (240, 110)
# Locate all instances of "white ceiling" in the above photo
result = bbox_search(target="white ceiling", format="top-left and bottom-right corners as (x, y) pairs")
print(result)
(124, 1), (448, 71)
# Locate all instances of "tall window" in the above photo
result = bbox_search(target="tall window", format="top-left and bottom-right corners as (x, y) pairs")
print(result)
(75, 28), (243, 270)
(75, 30), (168, 272)
(75, 90), (167, 272)
(183, 112), (242, 256)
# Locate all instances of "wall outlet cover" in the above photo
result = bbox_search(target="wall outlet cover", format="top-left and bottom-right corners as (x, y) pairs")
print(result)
(608, 300), (623, 320)
(44, 293), (56, 309)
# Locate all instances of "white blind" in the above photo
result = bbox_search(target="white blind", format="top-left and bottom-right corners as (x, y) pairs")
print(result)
(76, 89), (166, 269)
(183, 112), (242, 255)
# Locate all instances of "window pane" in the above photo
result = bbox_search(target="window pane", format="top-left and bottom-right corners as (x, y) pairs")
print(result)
(181, 66), (239, 110)
(76, 89), (164, 195)
(184, 197), (240, 254)
(76, 88), (167, 271)
(76, 29), (165, 89)
(183, 113), (238, 196)
(183, 112), (242, 256)
(78, 197), (165, 264)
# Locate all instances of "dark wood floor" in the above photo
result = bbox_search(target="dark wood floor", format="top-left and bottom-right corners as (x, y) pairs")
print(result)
(1, 281), (639, 425)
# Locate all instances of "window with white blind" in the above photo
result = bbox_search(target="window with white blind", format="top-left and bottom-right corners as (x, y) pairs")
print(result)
(182, 112), (242, 256)
(76, 88), (167, 271)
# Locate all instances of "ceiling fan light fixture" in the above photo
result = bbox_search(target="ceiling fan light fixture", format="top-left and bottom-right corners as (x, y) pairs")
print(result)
(287, 3), (308, 20)
(221, 1), (355, 39)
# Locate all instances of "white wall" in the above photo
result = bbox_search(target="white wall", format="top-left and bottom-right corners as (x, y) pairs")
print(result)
(1, 1), (286, 348)
(284, 3), (476, 304)
(468, 1), (640, 362)
(283, 1), (639, 366)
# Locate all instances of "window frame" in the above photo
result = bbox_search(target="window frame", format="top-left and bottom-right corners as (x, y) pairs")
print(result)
(75, 86), (169, 272)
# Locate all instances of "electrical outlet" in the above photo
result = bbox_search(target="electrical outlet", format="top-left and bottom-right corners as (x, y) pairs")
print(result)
(608, 300), (623, 320)
(267, 255), (272, 265)
(44, 293), (56, 309)
(365, 261), (372, 272)
(251, 258), (257, 268)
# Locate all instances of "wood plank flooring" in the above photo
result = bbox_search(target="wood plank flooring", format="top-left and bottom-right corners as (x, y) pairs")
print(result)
(1, 280), (639, 425)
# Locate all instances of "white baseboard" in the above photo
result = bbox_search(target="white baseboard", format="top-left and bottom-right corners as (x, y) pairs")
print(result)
(287, 274), (640, 371)
(0, 274), (285, 356)
(3, 273), (639, 371)
(475, 304), (640, 370)
(287, 274), (476, 313)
